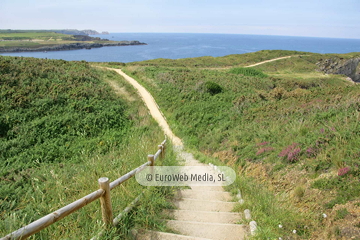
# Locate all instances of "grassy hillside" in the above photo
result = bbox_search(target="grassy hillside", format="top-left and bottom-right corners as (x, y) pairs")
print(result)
(0, 31), (125, 50)
(0, 56), (176, 239)
(123, 50), (360, 239)
(128, 50), (308, 68)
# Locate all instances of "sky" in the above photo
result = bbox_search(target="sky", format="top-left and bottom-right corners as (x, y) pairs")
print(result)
(1, 0), (359, 39)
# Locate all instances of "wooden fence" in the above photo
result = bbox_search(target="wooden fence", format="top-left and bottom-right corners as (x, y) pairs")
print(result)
(1, 139), (166, 240)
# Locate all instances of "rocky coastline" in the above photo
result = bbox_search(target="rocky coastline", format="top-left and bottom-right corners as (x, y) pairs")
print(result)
(0, 40), (147, 53)
(317, 57), (360, 82)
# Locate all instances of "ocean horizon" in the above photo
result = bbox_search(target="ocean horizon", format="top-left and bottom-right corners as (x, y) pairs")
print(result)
(1, 33), (360, 63)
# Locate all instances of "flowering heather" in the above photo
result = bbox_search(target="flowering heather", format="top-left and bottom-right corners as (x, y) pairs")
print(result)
(279, 143), (301, 163)
(256, 141), (269, 146)
(256, 147), (274, 155)
(338, 167), (351, 176)
(306, 147), (317, 157)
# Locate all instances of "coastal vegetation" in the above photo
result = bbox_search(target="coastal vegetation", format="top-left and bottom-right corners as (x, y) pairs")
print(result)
(1, 49), (359, 239)
(0, 56), (176, 239)
(123, 50), (360, 239)
(0, 30), (145, 52)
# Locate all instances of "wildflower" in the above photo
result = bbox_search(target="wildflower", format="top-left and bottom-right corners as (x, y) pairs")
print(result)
(306, 147), (317, 157)
(293, 230), (297, 234)
(256, 141), (269, 146)
(256, 147), (274, 155)
(338, 167), (350, 176)
(279, 143), (301, 162)
(322, 213), (327, 218)
(278, 224), (283, 228)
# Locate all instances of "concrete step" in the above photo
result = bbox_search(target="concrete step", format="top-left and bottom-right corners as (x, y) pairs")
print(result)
(167, 209), (241, 223)
(167, 220), (247, 240)
(178, 189), (233, 201)
(174, 198), (237, 212)
(134, 230), (212, 240)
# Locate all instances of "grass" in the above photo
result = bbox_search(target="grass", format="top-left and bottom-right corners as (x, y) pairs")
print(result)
(121, 49), (360, 239)
(229, 67), (268, 78)
(126, 50), (310, 68)
(0, 56), (179, 239)
(0, 31), (126, 50)
(335, 208), (349, 220)
(0, 32), (69, 40)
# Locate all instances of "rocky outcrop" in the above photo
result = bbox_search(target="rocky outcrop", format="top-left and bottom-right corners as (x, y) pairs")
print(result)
(52, 29), (100, 35)
(81, 29), (101, 35)
(317, 57), (360, 82)
(0, 41), (147, 53)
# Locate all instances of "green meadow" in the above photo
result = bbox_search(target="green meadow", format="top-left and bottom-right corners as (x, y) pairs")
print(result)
(123, 50), (360, 239)
(0, 56), (177, 239)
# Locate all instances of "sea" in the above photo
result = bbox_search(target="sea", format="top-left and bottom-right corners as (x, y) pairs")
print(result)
(1, 33), (360, 63)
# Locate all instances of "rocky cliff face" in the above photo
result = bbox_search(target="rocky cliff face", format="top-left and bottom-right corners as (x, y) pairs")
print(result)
(317, 57), (360, 82)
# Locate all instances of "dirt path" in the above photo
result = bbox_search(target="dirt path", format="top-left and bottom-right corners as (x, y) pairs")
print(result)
(109, 68), (183, 147)
(244, 55), (293, 67)
(107, 68), (247, 239)
(196, 55), (298, 70)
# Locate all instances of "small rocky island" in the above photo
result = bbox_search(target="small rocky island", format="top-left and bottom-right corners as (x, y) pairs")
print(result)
(0, 29), (146, 53)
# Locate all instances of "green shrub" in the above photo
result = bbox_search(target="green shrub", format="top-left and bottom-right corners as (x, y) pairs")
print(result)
(229, 67), (268, 78)
(204, 81), (223, 95)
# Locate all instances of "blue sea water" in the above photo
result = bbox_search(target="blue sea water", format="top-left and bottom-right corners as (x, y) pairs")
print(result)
(1, 33), (360, 63)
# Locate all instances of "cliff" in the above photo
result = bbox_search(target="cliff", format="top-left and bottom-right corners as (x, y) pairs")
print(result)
(317, 57), (360, 82)
(0, 41), (146, 53)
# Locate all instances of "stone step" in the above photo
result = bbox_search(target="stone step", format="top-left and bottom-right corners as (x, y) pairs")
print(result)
(167, 209), (241, 223)
(174, 198), (237, 212)
(178, 189), (233, 201)
(167, 220), (247, 240)
(134, 230), (212, 240)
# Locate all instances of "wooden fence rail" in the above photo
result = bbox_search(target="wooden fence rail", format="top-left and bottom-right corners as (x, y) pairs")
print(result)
(1, 139), (166, 240)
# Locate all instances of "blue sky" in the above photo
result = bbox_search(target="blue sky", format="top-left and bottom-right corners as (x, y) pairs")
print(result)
(1, 0), (359, 39)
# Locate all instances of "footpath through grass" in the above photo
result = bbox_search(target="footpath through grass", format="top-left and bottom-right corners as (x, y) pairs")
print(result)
(123, 50), (360, 239)
(0, 56), (178, 239)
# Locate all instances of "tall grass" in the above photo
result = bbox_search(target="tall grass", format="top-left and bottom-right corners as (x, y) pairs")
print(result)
(0, 57), (178, 239)
(229, 67), (268, 78)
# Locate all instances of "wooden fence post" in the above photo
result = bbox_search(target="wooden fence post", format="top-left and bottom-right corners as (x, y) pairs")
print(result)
(162, 142), (166, 157)
(148, 155), (155, 182)
(98, 177), (113, 226)
(158, 145), (163, 159)
(148, 154), (155, 166)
